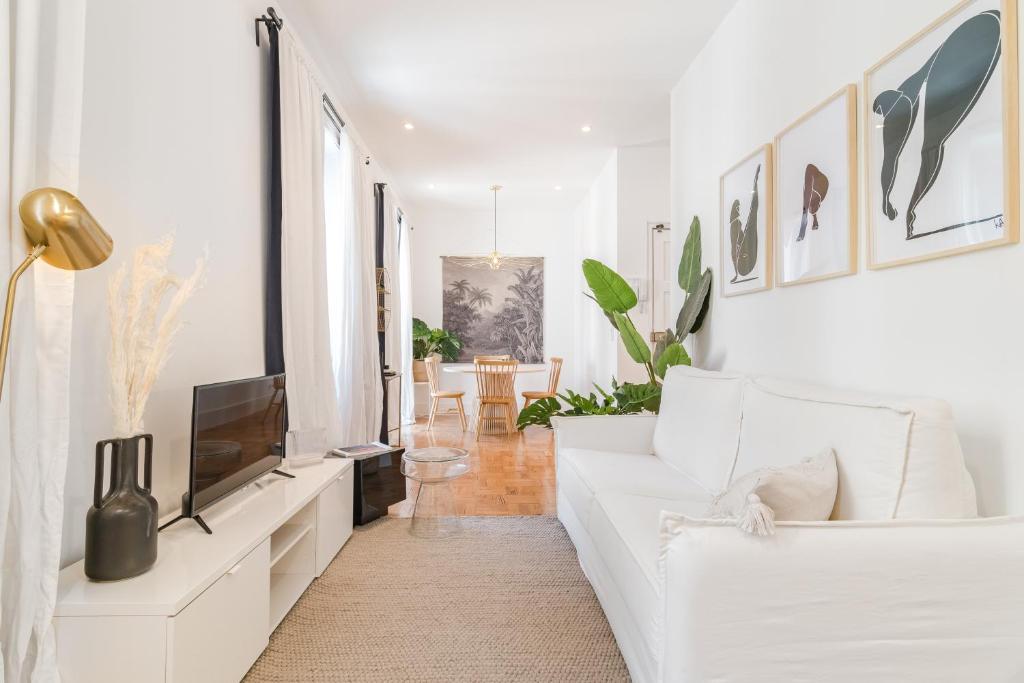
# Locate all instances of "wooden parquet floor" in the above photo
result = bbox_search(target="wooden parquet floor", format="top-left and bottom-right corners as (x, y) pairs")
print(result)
(389, 415), (556, 517)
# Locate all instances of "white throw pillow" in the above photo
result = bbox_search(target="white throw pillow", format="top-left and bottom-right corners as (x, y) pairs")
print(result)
(708, 449), (838, 536)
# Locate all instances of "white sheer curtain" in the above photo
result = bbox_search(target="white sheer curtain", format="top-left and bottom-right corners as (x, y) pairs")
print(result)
(329, 135), (382, 444)
(0, 0), (87, 679)
(278, 31), (344, 446)
(397, 213), (415, 426)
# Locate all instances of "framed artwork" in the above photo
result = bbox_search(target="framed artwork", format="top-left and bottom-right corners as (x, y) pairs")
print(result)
(720, 144), (773, 296)
(865, 0), (1019, 269)
(441, 256), (544, 363)
(774, 85), (858, 286)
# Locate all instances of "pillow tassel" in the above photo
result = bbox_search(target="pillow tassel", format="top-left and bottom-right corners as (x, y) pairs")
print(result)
(737, 494), (775, 536)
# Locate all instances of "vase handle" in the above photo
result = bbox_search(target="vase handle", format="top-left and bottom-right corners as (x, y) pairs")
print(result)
(94, 439), (118, 508)
(140, 433), (154, 493)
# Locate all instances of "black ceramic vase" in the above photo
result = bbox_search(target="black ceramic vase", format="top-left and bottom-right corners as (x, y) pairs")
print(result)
(85, 433), (159, 581)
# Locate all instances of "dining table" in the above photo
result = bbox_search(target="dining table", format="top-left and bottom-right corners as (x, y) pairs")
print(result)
(441, 363), (547, 433)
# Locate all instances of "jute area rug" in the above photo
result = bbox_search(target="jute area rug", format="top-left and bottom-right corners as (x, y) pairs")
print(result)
(245, 515), (629, 682)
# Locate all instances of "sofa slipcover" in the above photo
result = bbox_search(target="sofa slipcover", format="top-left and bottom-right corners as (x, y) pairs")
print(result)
(552, 366), (1014, 682)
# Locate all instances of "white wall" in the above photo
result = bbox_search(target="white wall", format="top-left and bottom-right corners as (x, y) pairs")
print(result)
(615, 145), (670, 384)
(671, 0), (1023, 515)
(572, 152), (619, 390)
(571, 146), (671, 389)
(408, 206), (576, 404)
(62, 0), (405, 566)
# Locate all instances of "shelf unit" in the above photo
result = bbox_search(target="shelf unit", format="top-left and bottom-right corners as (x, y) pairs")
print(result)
(268, 499), (317, 630)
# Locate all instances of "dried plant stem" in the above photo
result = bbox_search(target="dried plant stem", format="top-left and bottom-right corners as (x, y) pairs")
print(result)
(108, 235), (206, 436)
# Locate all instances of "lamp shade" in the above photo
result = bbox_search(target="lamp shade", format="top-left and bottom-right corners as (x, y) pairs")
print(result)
(19, 187), (112, 270)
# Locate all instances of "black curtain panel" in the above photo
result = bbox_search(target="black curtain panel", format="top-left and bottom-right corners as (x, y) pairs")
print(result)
(264, 23), (285, 376)
(374, 183), (388, 442)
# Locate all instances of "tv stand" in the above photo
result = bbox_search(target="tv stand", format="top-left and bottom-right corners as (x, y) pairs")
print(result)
(157, 513), (214, 535)
(54, 459), (354, 682)
(270, 468), (295, 479)
(192, 514), (213, 535)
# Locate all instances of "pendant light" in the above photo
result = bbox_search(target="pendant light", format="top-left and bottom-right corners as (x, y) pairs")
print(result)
(486, 184), (503, 270)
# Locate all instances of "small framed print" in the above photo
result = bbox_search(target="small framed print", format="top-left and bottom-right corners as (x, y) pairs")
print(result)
(774, 85), (858, 286)
(865, 0), (1019, 269)
(720, 144), (773, 296)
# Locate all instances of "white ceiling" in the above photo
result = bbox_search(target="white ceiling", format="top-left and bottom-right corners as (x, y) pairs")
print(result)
(280, 0), (736, 212)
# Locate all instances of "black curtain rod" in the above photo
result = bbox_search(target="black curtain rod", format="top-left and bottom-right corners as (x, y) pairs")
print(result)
(255, 7), (283, 46)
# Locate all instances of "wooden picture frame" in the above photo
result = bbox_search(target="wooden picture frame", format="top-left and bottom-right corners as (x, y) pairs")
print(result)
(719, 144), (773, 297)
(864, 0), (1019, 269)
(774, 84), (858, 287)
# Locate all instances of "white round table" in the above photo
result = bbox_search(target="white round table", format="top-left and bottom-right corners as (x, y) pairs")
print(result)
(441, 364), (547, 374)
(441, 364), (548, 433)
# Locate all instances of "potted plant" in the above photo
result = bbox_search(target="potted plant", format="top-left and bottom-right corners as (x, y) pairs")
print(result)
(412, 318), (462, 381)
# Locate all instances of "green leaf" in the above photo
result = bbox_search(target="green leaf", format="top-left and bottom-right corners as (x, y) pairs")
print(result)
(612, 381), (661, 413)
(654, 342), (691, 379)
(412, 317), (431, 339)
(675, 268), (712, 339)
(582, 259), (637, 313)
(678, 216), (702, 294)
(516, 396), (563, 430)
(584, 292), (619, 329)
(691, 279), (712, 333)
(613, 312), (651, 364)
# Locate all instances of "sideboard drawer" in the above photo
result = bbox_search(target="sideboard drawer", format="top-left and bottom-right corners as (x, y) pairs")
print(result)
(168, 538), (270, 683)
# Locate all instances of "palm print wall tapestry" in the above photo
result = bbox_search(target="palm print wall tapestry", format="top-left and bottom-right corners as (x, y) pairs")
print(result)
(775, 85), (858, 286)
(865, 0), (1019, 268)
(720, 144), (773, 296)
(441, 256), (544, 363)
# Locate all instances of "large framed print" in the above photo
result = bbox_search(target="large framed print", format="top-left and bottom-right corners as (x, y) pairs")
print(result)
(720, 144), (773, 296)
(775, 85), (858, 286)
(865, 0), (1019, 269)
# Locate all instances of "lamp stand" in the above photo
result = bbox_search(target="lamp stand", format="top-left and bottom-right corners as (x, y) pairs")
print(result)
(0, 243), (47, 402)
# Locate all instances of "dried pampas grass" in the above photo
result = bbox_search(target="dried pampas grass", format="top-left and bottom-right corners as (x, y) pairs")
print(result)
(109, 235), (206, 437)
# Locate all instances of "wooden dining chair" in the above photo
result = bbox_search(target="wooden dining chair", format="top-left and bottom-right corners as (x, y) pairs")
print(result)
(474, 354), (511, 361)
(473, 359), (519, 439)
(425, 355), (467, 431)
(522, 357), (563, 409)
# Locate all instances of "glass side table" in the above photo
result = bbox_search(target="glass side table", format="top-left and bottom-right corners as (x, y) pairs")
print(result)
(401, 447), (470, 538)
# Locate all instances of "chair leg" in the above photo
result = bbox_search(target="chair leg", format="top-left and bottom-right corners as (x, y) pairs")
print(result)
(504, 401), (515, 435)
(475, 401), (485, 440)
(455, 397), (467, 431)
(522, 397), (532, 410)
(427, 397), (439, 429)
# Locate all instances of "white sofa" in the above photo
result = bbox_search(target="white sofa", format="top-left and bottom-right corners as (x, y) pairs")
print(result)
(553, 366), (1024, 683)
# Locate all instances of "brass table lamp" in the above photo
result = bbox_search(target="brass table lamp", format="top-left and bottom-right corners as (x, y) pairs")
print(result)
(0, 188), (113, 400)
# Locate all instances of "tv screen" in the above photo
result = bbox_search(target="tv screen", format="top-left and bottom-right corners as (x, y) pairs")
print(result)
(187, 374), (286, 515)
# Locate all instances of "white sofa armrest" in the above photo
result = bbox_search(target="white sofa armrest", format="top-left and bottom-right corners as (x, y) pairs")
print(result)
(656, 513), (1024, 683)
(551, 414), (657, 454)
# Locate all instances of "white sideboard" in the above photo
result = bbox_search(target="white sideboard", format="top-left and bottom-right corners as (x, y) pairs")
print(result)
(54, 457), (354, 683)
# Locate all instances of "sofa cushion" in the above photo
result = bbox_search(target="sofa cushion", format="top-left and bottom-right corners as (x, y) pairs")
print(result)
(734, 377), (976, 520)
(588, 491), (709, 667)
(558, 447), (708, 528)
(652, 366), (745, 492)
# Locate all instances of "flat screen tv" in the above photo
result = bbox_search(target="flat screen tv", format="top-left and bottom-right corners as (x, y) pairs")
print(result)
(184, 374), (286, 527)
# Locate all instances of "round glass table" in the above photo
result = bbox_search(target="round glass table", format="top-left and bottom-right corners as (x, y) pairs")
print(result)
(401, 447), (470, 538)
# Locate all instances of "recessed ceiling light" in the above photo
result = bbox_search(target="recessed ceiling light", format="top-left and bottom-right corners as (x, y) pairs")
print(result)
(403, 122), (415, 130)
(581, 125), (592, 133)
(428, 183), (436, 189)
(554, 185), (563, 191)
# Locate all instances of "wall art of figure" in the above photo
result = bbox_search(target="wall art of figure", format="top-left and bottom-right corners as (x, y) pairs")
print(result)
(774, 84), (856, 285)
(798, 163), (830, 240)
(872, 9), (1001, 239)
(720, 144), (772, 296)
(729, 164), (761, 283)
